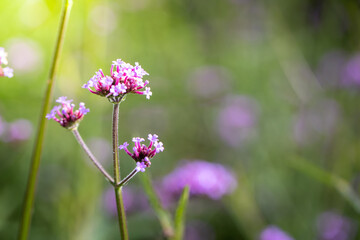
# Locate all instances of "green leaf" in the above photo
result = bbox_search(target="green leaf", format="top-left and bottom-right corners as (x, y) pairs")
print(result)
(140, 173), (175, 238)
(173, 186), (190, 240)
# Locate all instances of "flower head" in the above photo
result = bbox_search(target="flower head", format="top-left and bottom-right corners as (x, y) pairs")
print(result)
(0, 47), (13, 78)
(83, 59), (150, 102)
(119, 134), (163, 172)
(161, 160), (237, 200)
(46, 96), (89, 129)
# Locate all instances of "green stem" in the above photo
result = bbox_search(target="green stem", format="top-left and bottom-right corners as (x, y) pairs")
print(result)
(17, 1), (73, 239)
(72, 128), (114, 184)
(112, 103), (129, 240)
(117, 168), (139, 187)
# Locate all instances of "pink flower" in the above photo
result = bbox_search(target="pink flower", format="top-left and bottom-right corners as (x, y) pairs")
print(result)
(119, 134), (164, 172)
(46, 96), (89, 129)
(83, 59), (151, 102)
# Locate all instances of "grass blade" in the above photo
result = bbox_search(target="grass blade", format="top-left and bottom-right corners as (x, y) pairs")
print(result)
(173, 186), (190, 240)
(140, 173), (174, 238)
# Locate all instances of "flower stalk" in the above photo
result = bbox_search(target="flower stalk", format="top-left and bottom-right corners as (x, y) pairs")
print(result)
(117, 168), (139, 187)
(17, 1), (73, 239)
(72, 128), (114, 184)
(112, 103), (129, 239)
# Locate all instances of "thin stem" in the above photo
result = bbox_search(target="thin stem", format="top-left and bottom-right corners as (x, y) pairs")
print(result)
(113, 103), (121, 184)
(72, 128), (114, 184)
(112, 103), (129, 240)
(18, 1), (73, 239)
(117, 168), (139, 187)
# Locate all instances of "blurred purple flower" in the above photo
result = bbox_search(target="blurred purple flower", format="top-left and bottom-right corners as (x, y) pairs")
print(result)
(341, 53), (360, 87)
(188, 66), (232, 99)
(316, 51), (347, 87)
(217, 95), (259, 147)
(259, 226), (294, 240)
(293, 99), (340, 146)
(0, 116), (5, 137)
(317, 212), (356, 240)
(162, 160), (237, 200)
(3, 119), (32, 142)
(103, 186), (148, 216)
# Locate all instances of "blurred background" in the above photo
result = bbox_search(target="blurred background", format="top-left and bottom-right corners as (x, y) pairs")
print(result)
(1, 0), (360, 239)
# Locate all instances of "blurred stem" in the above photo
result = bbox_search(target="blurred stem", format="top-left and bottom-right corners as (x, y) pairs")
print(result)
(112, 103), (129, 240)
(71, 128), (114, 184)
(140, 173), (175, 238)
(17, 1), (73, 239)
(117, 168), (139, 187)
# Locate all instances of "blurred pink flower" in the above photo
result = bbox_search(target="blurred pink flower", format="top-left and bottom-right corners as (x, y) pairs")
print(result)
(317, 211), (356, 240)
(88, 4), (117, 36)
(3, 119), (32, 142)
(341, 53), (360, 87)
(188, 66), (231, 99)
(0, 47), (13, 78)
(7, 38), (43, 74)
(0, 116), (5, 137)
(316, 51), (347, 87)
(162, 160), (237, 200)
(260, 226), (294, 240)
(217, 95), (259, 147)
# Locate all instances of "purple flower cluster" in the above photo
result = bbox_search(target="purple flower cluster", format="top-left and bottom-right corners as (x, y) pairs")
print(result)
(0, 47), (13, 78)
(82, 59), (151, 102)
(46, 96), (89, 129)
(119, 134), (164, 172)
(162, 160), (237, 200)
(259, 226), (294, 240)
(317, 211), (356, 240)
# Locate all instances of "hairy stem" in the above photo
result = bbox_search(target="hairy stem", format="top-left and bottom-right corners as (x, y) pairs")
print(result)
(72, 128), (114, 184)
(18, 1), (73, 239)
(117, 168), (139, 187)
(112, 103), (129, 240)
